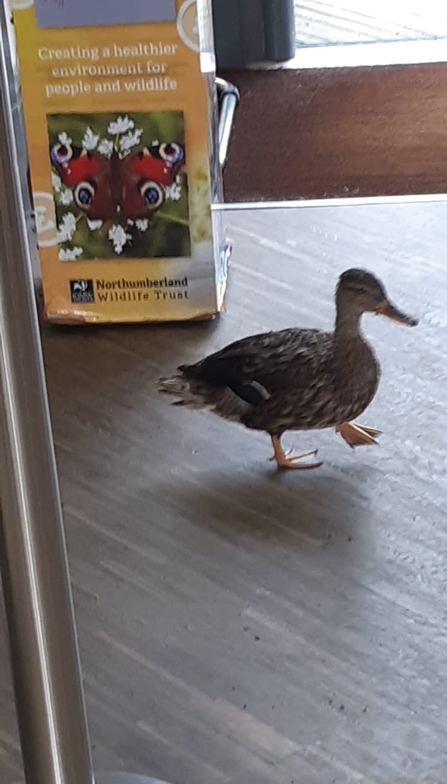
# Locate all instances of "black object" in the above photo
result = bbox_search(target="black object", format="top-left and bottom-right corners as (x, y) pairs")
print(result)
(212, 0), (296, 70)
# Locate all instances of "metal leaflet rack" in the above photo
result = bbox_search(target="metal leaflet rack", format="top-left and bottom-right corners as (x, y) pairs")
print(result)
(0, 5), (236, 784)
(216, 78), (240, 169)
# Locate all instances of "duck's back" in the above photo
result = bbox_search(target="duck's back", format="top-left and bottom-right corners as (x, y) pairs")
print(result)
(182, 327), (330, 390)
(181, 327), (337, 431)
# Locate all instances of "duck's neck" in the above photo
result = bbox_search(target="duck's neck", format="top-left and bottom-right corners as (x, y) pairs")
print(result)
(334, 307), (364, 347)
(332, 304), (378, 408)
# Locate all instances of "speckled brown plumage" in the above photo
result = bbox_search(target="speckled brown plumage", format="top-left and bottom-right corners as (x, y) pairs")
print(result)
(159, 269), (417, 469)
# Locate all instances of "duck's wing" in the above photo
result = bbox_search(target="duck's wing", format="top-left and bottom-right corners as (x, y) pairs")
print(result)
(180, 328), (331, 406)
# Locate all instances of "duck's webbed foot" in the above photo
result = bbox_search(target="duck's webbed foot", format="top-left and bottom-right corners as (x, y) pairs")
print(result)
(269, 436), (323, 470)
(336, 422), (382, 449)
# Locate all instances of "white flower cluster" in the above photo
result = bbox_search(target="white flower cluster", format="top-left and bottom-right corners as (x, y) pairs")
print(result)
(58, 132), (72, 146)
(82, 126), (99, 151)
(119, 128), (143, 154)
(108, 224), (132, 255)
(107, 116), (135, 135)
(57, 212), (77, 243)
(165, 183), (182, 202)
(59, 246), (83, 262)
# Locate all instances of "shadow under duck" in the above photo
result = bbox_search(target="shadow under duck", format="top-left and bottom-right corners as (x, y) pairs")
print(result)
(159, 269), (417, 470)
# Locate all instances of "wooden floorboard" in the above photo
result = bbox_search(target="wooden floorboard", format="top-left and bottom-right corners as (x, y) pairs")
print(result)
(1, 201), (447, 782)
(222, 64), (447, 202)
(295, 0), (447, 46)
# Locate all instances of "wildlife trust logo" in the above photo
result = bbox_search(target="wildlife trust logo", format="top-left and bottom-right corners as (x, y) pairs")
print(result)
(69, 279), (95, 304)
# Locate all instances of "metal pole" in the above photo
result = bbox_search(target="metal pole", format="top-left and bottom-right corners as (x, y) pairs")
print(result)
(0, 3), (94, 784)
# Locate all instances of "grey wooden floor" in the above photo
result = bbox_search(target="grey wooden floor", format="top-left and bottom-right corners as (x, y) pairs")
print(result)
(1, 202), (447, 783)
(295, 0), (447, 46)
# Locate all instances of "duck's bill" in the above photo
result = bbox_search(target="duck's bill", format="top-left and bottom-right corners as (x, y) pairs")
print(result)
(375, 300), (418, 327)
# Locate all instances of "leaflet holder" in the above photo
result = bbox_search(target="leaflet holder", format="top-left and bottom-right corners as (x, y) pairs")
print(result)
(11, 0), (238, 325)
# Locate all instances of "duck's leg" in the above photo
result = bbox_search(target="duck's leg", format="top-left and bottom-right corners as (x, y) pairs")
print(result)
(270, 436), (323, 470)
(336, 422), (382, 449)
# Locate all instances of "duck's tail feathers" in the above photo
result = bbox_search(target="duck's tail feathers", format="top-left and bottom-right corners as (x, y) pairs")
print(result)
(158, 374), (208, 410)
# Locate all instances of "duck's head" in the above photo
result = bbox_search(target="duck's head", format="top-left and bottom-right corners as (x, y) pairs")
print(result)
(336, 268), (418, 326)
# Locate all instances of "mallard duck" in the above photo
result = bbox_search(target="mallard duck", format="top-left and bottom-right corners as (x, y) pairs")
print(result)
(159, 269), (417, 470)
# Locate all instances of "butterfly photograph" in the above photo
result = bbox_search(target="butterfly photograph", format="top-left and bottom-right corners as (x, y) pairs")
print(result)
(47, 110), (191, 261)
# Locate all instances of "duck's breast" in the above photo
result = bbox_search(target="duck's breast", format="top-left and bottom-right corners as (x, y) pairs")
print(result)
(332, 338), (380, 423)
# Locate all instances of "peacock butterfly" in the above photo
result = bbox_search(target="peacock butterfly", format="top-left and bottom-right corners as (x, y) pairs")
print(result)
(50, 140), (185, 222)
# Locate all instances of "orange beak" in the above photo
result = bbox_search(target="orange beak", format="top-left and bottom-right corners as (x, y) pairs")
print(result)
(375, 299), (418, 327)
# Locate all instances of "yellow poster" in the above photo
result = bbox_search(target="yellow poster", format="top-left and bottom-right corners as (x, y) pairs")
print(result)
(12, 0), (226, 323)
